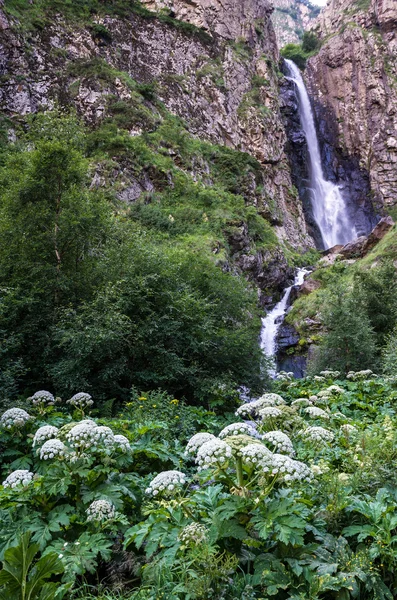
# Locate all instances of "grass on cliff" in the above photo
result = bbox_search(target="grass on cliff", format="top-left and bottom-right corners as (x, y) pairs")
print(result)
(3, 0), (212, 41)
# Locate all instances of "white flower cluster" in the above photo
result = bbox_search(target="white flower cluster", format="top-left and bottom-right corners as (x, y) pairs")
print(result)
(92, 426), (115, 449)
(67, 392), (94, 410)
(185, 433), (216, 457)
(269, 454), (313, 483)
(235, 403), (256, 418)
(263, 431), (295, 456)
(313, 376), (326, 383)
(291, 398), (312, 408)
(346, 370), (375, 381)
(145, 470), (187, 496)
(219, 423), (255, 439)
(276, 371), (295, 382)
(33, 425), (59, 447)
(196, 438), (232, 471)
(29, 390), (55, 407)
(315, 390), (332, 404)
(1, 408), (32, 430)
(66, 420), (98, 450)
(3, 470), (34, 489)
(86, 499), (115, 522)
(304, 406), (329, 420)
(235, 394), (285, 418)
(327, 385), (344, 395)
(179, 523), (208, 545)
(340, 424), (357, 436)
(40, 439), (66, 460)
(114, 434), (130, 451)
(303, 426), (335, 443)
(258, 406), (282, 420)
(240, 443), (272, 467)
(320, 371), (341, 379)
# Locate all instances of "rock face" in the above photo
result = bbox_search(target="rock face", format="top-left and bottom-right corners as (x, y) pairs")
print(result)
(141, 0), (273, 40)
(306, 0), (397, 213)
(271, 0), (320, 46)
(0, 0), (314, 265)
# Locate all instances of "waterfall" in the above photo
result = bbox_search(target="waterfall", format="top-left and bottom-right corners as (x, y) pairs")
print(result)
(284, 59), (357, 250)
(260, 268), (310, 375)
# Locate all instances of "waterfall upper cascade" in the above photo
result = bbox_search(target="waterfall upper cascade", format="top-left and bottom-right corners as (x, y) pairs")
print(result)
(284, 59), (357, 250)
(260, 268), (310, 375)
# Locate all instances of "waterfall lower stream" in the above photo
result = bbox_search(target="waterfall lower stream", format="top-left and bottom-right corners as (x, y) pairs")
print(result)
(261, 268), (310, 376)
(284, 59), (357, 250)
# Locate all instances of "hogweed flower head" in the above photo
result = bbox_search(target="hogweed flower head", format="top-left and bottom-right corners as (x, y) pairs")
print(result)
(113, 434), (130, 451)
(33, 425), (59, 447)
(263, 431), (295, 456)
(326, 385), (344, 395)
(303, 426), (334, 443)
(196, 438), (232, 471)
(291, 398), (312, 408)
(185, 433), (216, 457)
(258, 406), (282, 421)
(1, 408), (32, 430)
(304, 406), (330, 420)
(67, 392), (93, 411)
(40, 438), (66, 460)
(86, 499), (115, 522)
(3, 470), (34, 489)
(240, 443), (272, 468)
(319, 370), (341, 379)
(179, 523), (208, 546)
(92, 426), (115, 449)
(269, 454), (313, 483)
(347, 370), (375, 381)
(145, 470), (187, 496)
(340, 423), (357, 436)
(29, 390), (55, 408)
(66, 421), (98, 450)
(219, 422), (256, 439)
(235, 403), (256, 418)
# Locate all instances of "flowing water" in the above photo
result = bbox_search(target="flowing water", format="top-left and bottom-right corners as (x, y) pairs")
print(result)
(260, 268), (310, 375)
(284, 59), (357, 250)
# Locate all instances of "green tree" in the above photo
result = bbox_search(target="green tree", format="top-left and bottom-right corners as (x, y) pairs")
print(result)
(0, 112), (112, 391)
(308, 283), (377, 375)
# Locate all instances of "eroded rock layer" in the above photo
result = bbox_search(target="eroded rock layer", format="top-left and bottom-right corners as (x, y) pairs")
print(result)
(306, 0), (397, 213)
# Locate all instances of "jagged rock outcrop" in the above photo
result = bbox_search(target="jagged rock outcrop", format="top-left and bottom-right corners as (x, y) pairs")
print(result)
(271, 0), (320, 46)
(0, 0), (313, 276)
(306, 0), (397, 213)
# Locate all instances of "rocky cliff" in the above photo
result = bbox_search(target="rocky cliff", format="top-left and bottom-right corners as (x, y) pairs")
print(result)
(306, 0), (397, 215)
(0, 0), (314, 302)
(272, 0), (320, 46)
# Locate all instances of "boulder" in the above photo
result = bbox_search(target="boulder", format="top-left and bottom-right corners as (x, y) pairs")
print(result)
(339, 236), (367, 258)
(297, 278), (321, 296)
(361, 216), (394, 255)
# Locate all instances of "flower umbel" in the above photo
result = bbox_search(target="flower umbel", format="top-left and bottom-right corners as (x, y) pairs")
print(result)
(145, 470), (187, 497)
(3, 470), (34, 489)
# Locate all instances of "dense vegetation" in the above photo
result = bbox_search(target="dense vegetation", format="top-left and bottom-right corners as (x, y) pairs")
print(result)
(0, 111), (270, 407)
(285, 256), (397, 377)
(1, 371), (397, 598)
(281, 31), (322, 70)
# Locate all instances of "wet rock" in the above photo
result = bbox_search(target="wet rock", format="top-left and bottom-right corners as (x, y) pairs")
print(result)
(276, 321), (300, 349)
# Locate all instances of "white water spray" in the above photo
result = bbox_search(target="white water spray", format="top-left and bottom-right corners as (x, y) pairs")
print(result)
(260, 268), (310, 373)
(284, 59), (357, 249)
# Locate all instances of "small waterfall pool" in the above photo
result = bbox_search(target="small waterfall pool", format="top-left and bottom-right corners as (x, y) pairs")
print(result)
(260, 268), (310, 375)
